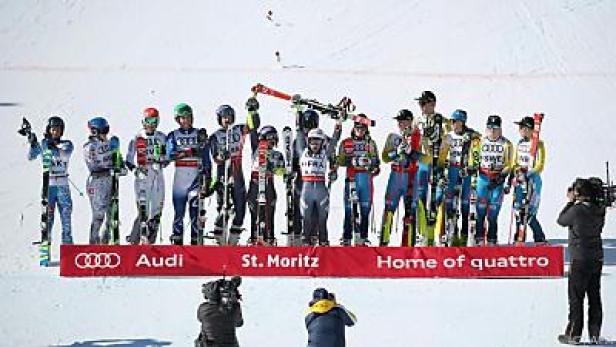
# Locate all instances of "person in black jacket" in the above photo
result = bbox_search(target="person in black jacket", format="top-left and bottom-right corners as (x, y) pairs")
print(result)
(305, 288), (356, 347)
(196, 276), (243, 347)
(557, 178), (606, 345)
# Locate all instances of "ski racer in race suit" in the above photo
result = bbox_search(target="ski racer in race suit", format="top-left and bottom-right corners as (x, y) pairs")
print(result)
(246, 125), (285, 245)
(27, 116), (74, 244)
(509, 116), (547, 244)
(166, 103), (212, 245)
(125, 107), (167, 244)
(305, 288), (356, 347)
(83, 117), (125, 244)
(378, 109), (421, 246)
(292, 109), (341, 246)
(337, 115), (380, 246)
(475, 115), (513, 245)
(411, 91), (451, 235)
(299, 128), (338, 246)
(209, 102), (259, 245)
(435, 109), (481, 243)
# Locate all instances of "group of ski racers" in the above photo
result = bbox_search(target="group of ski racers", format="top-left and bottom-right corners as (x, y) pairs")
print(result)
(21, 87), (548, 255)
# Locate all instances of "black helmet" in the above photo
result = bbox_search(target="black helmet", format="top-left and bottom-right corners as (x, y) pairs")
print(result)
(46, 116), (65, 136)
(216, 105), (235, 126)
(415, 91), (436, 104)
(258, 125), (278, 145)
(394, 109), (413, 121)
(514, 116), (534, 129)
(301, 109), (319, 130)
(486, 115), (502, 128)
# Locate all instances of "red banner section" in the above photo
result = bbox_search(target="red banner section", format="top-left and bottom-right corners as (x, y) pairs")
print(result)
(60, 245), (564, 278)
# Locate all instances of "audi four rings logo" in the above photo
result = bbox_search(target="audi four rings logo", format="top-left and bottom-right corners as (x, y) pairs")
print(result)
(74, 252), (121, 269)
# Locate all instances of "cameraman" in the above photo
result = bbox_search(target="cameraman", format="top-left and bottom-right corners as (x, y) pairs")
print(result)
(196, 276), (243, 347)
(557, 178), (605, 345)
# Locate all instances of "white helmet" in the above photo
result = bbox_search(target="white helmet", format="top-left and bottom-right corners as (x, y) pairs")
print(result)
(307, 128), (326, 141)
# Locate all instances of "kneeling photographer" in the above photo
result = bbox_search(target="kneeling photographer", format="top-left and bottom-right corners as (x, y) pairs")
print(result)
(557, 178), (608, 345)
(196, 276), (243, 347)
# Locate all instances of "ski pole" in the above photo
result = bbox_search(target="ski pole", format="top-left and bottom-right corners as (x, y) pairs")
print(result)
(68, 177), (84, 197)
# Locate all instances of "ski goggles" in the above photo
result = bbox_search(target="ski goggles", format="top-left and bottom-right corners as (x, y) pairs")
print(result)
(175, 111), (192, 118)
(308, 138), (323, 144)
(353, 124), (368, 130)
(143, 117), (159, 126)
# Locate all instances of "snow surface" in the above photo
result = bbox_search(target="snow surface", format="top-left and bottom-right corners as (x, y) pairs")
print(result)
(1, 0), (616, 346)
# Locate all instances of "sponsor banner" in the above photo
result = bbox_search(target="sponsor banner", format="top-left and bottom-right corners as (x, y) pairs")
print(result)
(60, 245), (564, 278)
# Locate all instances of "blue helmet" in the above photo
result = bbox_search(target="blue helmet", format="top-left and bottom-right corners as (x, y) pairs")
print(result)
(451, 109), (467, 123)
(88, 117), (109, 135)
(216, 104), (235, 125)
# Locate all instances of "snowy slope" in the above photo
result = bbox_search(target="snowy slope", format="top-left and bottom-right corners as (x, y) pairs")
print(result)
(1, 0), (616, 346)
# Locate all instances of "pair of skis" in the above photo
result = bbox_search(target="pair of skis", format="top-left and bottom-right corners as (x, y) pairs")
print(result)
(399, 127), (422, 246)
(282, 126), (294, 238)
(466, 137), (483, 246)
(250, 139), (272, 245)
(106, 136), (123, 245)
(250, 83), (376, 127)
(416, 114), (444, 247)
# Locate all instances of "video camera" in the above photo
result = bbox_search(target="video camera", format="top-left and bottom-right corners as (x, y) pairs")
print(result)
(201, 276), (242, 311)
(568, 162), (616, 208)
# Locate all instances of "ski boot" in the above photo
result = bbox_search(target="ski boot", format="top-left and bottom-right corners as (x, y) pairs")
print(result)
(318, 239), (330, 247)
(264, 238), (277, 246)
(170, 234), (183, 245)
(534, 240), (549, 246)
(228, 232), (241, 246)
(356, 238), (371, 247)
(557, 334), (580, 345)
(213, 233), (225, 245)
(303, 236), (317, 246)
(340, 238), (352, 246)
(286, 234), (297, 247)
(190, 237), (200, 246)
(487, 239), (498, 247)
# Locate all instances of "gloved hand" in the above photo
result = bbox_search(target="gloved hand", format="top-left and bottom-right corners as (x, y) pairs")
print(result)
(246, 97), (259, 112)
(370, 166), (381, 176)
(134, 166), (147, 178)
(213, 181), (224, 195)
(438, 176), (448, 188)
(352, 156), (371, 169)
(503, 184), (511, 195)
(218, 150), (230, 161)
(202, 178), (215, 197)
(489, 175), (506, 189)
(425, 126), (441, 143)
(284, 171), (297, 182)
(176, 148), (193, 159)
(408, 150), (421, 162)
(28, 132), (37, 146)
(328, 170), (338, 182)
(47, 140), (58, 150)
(459, 168), (468, 178)
(397, 143), (409, 157)
(516, 171), (527, 183)
(56, 141), (70, 151)
(125, 161), (136, 171)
